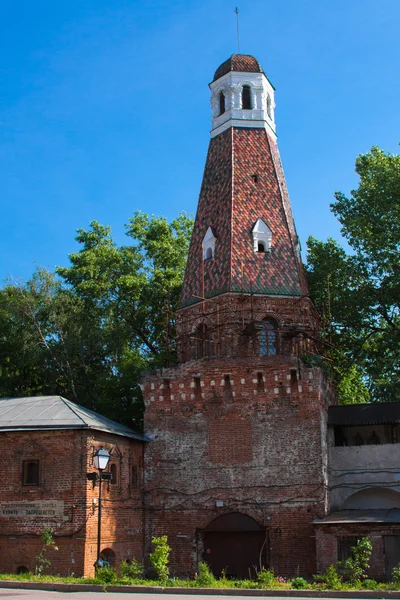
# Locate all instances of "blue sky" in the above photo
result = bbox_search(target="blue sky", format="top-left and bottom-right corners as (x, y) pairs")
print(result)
(1, 0), (399, 282)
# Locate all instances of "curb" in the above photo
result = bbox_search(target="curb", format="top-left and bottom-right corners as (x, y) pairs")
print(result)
(1, 581), (400, 597)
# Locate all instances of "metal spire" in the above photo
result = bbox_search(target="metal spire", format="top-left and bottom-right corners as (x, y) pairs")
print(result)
(234, 7), (240, 53)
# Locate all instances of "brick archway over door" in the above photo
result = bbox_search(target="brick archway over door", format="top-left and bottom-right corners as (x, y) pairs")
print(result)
(201, 513), (267, 579)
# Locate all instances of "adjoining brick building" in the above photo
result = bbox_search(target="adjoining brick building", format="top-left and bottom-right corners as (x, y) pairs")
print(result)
(141, 54), (337, 579)
(0, 395), (148, 577)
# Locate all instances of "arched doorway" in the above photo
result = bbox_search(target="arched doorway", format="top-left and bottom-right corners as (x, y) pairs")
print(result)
(201, 513), (267, 579)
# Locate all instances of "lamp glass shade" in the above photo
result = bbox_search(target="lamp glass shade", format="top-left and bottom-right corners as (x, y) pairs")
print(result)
(93, 447), (110, 471)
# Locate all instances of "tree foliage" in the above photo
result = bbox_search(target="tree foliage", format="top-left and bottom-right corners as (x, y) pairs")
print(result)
(306, 146), (400, 403)
(0, 212), (193, 428)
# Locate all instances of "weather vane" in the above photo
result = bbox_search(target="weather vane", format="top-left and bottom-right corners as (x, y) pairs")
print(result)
(234, 7), (240, 53)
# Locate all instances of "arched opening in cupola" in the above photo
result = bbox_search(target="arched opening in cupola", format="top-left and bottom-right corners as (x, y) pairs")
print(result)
(219, 91), (225, 115)
(242, 85), (252, 109)
(267, 94), (272, 118)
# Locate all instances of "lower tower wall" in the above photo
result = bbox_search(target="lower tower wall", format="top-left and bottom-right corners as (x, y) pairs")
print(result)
(143, 359), (336, 578)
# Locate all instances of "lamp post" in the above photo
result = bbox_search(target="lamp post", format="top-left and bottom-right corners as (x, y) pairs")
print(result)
(93, 446), (110, 569)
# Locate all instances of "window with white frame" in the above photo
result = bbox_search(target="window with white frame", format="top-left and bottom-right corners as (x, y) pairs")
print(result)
(252, 218), (272, 252)
(203, 226), (216, 260)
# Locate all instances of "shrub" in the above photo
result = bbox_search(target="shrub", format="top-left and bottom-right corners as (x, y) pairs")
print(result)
(392, 563), (400, 585)
(257, 567), (276, 588)
(120, 559), (144, 580)
(35, 528), (59, 576)
(339, 537), (372, 583)
(94, 566), (118, 584)
(313, 564), (342, 589)
(361, 578), (379, 590)
(149, 535), (171, 584)
(291, 577), (309, 589)
(195, 562), (216, 587)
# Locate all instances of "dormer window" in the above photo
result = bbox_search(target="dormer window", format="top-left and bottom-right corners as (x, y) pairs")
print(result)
(252, 218), (272, 252)
(219, 92), (225, 115)
(242, 85), (252, 109)
(203, 226), (216, 260)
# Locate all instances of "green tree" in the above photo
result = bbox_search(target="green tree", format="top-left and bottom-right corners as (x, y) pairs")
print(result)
(306, 146), (400, 403)
(0, 212), (193, 427)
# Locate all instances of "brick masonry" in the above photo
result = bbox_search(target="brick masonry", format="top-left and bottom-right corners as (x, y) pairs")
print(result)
(143, 358), (336, 577)
(0, 429), (144, 577)
(316, 525), (400, 581)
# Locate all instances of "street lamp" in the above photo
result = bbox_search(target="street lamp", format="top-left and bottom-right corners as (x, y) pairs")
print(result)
(93, 446), (110, 569)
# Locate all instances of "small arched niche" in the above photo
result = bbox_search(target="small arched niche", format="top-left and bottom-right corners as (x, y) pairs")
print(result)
(342, 488), (400, 510)
(16, 566), (29, 574)
(101, 548), (116, 567)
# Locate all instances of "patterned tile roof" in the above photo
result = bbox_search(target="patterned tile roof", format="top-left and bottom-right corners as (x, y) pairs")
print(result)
(180, 127), (308, 308)
(213, 54), (263, 82)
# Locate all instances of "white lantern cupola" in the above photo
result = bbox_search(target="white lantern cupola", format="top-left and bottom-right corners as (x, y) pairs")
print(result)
(210, 54), (276, 140)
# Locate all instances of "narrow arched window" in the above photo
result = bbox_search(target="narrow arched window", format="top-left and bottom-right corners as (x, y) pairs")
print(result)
(195, 323), (211, 359)
(219, 92), (225, 115)
(242, 85), (252, 109)
(205, 246), (213, 260)
(267, 94), (272, 119)
(259, 320), (277, 356)
(110, 463), (117, 485)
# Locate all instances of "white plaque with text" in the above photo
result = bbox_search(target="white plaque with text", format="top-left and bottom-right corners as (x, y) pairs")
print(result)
(0, 500), (64, 518)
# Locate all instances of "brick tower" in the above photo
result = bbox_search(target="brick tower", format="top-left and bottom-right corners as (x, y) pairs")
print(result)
(142, 54), (336, 579)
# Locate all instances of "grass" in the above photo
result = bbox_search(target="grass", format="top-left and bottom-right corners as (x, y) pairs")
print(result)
(0, 571), (399, 591)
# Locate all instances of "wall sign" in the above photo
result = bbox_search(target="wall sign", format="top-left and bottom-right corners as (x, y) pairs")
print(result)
(0, 500), (64, 518)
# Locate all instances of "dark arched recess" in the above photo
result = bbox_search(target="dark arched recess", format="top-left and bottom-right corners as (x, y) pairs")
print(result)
(200, 513), (267, 578)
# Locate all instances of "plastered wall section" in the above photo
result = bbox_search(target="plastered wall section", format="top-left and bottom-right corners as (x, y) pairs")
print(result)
(329, 444), (400, 511)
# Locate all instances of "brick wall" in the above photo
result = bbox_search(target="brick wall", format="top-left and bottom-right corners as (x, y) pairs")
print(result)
(315, 525), (400, 580)
(143, 354), (336, 577)
(0, 429), (144, 577)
